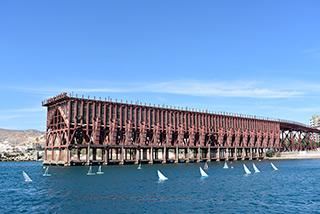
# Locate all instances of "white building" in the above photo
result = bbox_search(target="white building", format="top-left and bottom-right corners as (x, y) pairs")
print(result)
(310, 115), (320, 129)
(310, 115), (320, 144)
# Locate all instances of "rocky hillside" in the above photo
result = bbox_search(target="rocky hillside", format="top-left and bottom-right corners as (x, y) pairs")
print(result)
(0, 129), (45, 152)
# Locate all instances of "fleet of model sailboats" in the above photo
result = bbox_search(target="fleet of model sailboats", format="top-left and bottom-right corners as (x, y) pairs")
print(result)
(23, 161), (280, 182)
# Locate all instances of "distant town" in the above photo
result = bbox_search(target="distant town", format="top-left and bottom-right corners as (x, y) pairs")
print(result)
(0, 129), (45, 162)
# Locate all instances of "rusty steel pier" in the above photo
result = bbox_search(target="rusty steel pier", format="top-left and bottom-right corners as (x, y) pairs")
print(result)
(42, 93), (320, 166)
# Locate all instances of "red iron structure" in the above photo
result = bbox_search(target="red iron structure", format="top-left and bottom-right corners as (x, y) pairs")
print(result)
(42, 93), (320, 166)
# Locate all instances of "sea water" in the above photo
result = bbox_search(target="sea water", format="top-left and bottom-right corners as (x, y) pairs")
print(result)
(1, 160), (320, 213)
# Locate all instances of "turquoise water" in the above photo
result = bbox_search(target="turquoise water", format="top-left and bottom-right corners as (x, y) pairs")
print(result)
(1, 160), (320, 214)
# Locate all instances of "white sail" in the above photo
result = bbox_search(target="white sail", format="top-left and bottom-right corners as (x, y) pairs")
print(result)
(43, 166), (51, 177)
(200, 167), (209, 177)
(271, 163), (278, 171)
(137, 163), (142, 170)
(23, 171), (32, 182)
(96, 165), (104, 175)
(87, 166), (95, 176)
(204, 162), (209, 170)
(243, 164), (251, 175)
(252, 163), (260, 173)
(223, 162), (229, 169)
(157, 170), (168, 181)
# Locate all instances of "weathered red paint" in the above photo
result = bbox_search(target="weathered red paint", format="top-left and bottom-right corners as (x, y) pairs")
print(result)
(42, 93), (320, 165)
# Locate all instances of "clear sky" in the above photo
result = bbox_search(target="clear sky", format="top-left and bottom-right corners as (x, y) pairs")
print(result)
(1, 0), (320, 130)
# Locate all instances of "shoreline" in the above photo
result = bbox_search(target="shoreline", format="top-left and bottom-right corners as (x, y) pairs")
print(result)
(0, 160), (42, 162)
(268, 151), (320, 160)
(268, 156), (320, 160)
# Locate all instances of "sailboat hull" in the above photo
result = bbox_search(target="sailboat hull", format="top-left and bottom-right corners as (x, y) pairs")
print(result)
(87, 173), (96, 176)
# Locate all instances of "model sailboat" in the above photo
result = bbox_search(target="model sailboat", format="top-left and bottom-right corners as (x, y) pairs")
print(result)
(87, 166), (95, 176)
(252, 163), (260, 173)
(223, 162), (229, 169)
(203, 162), (209, 170)
(243, 164), (251, 175)
(43, 166), (51, 177)
(137, 163), (142, 170)
(200, 167), (209, 177)
(23, 171), (32, 182)
(157, 170), (168, 181)
(271, 163), (279, 171)
(96, 165), (104, 175)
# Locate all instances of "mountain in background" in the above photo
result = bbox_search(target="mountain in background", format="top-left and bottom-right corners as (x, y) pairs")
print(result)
(0, 128), (45, 153)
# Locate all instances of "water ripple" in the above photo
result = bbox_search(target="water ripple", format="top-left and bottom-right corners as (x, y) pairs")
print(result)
(1, 160), (320, 213)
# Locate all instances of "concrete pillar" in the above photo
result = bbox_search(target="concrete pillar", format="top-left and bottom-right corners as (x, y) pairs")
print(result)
(77, 149), (80, 162)
(216, 147), (220, 161)
(249, 147), (253, 160)
(101, 149), (105, 162)
(135, 148), (139, 164)
(162, 147), (167, 164)
(263, 148), (266, 158)
(104, 148), (109, 165)
(234, 148), (238, 160)
(225, 148), (229, 161)
(120, 147), (124, 165)
(207, 146), (211, 162)
(93, 148), (97, 161)
(175, 146), (179, 163)
(197, 147), (201, 162)
(57, 149), (61, 164)
(186, 147), (190, 163)
(86, 148), (90, 165)
(149, 147), (153, 164)
(50, 149), (54, 164)
(66, 149), (71, 166)
(241, 148), (245, 160)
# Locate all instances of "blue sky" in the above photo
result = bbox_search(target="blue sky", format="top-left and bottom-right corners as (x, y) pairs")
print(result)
(1, 0), (320, 130)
